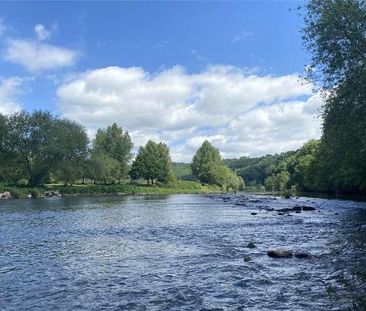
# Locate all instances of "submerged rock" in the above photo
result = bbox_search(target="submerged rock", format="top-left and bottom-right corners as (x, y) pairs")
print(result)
(276, 205), (316, 213)
(246, 242), (256, 248)
(250, 212), (257, 216)
(300, 205), (317, 211)
(295, 252), (312, 259)
(243, 256), (252, 262)
(43, 191), (62, 198)
(267, 249), (293, 258)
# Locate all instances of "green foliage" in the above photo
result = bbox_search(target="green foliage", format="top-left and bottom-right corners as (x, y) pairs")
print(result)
(130, 140), (175, 184)
(302, 0), (366, 89)
(227, 140), (320, 192)
(0, 111), (88, 186)
(85, 155), (121, 184)
(57, 180), (219, 196)
(264, 171), (290, 192)
(191, 140), (222, 184)
(172, 162), (194, 180)
(302, 0), (366, 193)
(191, 140), (244, 191)
(92, 123), (133, 179)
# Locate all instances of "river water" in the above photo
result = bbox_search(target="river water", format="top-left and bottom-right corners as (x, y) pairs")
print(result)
(0, 193), (365, 310)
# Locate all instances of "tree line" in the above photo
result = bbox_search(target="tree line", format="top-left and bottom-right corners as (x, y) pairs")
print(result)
(0, 111), (244, 191)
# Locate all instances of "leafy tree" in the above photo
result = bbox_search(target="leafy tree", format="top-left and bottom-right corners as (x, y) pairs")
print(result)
(92, 123), (133, 179)
(86, 154), (121, 184)
(191, 141), (244, 191)
(264, 171), (290, 191)
(2, 111), (88, 186)
(191, 140), (222, 184)
(302, 0), (366, 193)
(302, 0), (366, 89)
(130, 140), (174, 184)
(54, 158), (87, 186)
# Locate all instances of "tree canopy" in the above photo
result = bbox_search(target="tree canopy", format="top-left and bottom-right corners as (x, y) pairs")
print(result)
(130, 140), (175, 184)
(302, 0), (366, 193)
(0, 111), (88, 186)
(92, 123), (133, 180)
(191, 140), (244, 191)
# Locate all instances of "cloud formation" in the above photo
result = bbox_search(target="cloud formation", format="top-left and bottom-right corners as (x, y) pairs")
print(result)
(4, 39), (77, 72)
(3, 23), (76, 72)
(57, 65), (322, 161)
(34, 24), (54, 41)
(0, 77), (24, 115)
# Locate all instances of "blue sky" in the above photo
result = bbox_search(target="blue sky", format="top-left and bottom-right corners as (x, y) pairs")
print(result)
(0, 1), (321, 161)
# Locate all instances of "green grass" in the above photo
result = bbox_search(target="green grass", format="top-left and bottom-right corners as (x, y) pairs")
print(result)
(0, 180), (221, 199)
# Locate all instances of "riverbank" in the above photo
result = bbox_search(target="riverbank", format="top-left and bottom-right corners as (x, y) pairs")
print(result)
(0, 180), (222, 199)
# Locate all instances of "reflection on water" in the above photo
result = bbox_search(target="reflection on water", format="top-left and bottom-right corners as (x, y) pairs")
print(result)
(0, 194), (365, 310)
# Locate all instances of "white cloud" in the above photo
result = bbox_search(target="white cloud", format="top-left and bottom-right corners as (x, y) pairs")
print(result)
(0, 77), (24, 115)
(4, 39), (77, 72)
(57, 65), (322, 162)
(34, 23), (56, 41)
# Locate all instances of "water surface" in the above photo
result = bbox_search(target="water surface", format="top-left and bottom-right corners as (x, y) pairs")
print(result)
(0, 194), (365, 310)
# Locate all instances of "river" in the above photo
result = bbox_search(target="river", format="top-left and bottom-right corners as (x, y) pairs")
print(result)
(0, 193), (365, 310)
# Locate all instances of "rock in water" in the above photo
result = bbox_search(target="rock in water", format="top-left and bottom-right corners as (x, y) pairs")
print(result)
(267, 249), (293, 258)
(246, 242), (256, 248)
(0, 191), (11, 199)
(251, 212), (257, 215)
(295, 252), (311, 259)
(243, 256), (252, 262)
(301, 205), (316, 211)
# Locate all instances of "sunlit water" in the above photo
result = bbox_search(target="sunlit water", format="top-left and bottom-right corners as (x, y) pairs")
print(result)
(0, 193), (365, 310)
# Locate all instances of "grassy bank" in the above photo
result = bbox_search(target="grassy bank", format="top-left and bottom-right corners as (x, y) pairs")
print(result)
(0, 180), (221, 199)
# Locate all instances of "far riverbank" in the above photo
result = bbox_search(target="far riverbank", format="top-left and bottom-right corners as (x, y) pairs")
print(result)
(0, 181), (222, 200)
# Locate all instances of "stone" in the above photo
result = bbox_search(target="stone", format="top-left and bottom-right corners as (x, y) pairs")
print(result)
(267, 249), (293, 258)
(243, 256), (252, 262)
(0, 191), (11, 199)
(251, 212), (257, 216)
(27, 194), (32, 199)
(301, 205), (316, 211)
(246, 242), (256, 249)
(276, 205), (316, 213)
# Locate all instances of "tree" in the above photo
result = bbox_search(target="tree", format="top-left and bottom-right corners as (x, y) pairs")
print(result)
(191, 140), (244, 191)
(302, 0), (366, 193)
(130, 140), (174, 184)
(86, 154), (121, 184)
(264, 171), (290, 191)
(191, 140), (222, 184)
(2, 111), (88, 186)
(302, 0), (366, 89)
(92, 123), (133, 179)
